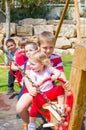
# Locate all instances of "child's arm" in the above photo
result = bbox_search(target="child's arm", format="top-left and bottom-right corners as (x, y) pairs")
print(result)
(24, 70), (37, 96)
(58, 71), (69, 89)
(11, 62), (19, 71)
(51, 68), (68, 89)
(51, 69), (61, 81)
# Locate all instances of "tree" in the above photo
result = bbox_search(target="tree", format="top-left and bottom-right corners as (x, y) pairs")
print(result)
(6, 0), (10, 40)
(0, 0), (10, 40)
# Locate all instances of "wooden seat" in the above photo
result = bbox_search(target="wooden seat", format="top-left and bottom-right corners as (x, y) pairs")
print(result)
(42, 101), (62, 127)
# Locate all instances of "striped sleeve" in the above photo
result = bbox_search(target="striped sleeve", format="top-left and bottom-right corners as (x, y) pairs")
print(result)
(50, 54), (64, 72)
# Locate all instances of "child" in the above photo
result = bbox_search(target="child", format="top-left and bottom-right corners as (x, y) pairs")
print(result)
(13, 38), (28, 68)
(11, 38), (28, 87)
(38, 31), (67, 85)
(25, 51), (67, 130)
(17, 41), (38, 97)
(16, 42), (38, 127)
(16, 31), (67, 129)
(6, 39), (18, 95)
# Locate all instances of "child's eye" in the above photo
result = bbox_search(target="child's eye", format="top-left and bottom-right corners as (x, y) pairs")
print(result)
(43, 47), (47, 50)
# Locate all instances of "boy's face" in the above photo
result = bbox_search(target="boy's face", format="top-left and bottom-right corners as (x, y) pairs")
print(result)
(39, 41), (54, 58)
(6, 42), (16, 53)
(25, 44), (36, 58)
(19, 45), (25, 53)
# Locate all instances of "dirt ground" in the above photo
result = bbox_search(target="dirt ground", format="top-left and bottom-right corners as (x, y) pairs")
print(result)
(0, 93), (52, 130)
(0, 93), (23, 130)
(0, 93), (85, 130)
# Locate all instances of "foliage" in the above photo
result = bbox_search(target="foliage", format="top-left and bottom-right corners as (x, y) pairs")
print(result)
(10, 6), (49, 22)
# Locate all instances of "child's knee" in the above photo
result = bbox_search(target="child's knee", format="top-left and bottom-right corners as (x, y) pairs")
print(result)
(16, 102), (23, 114)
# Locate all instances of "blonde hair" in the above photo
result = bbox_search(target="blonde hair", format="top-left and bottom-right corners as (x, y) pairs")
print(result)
(29, 51), (51, 67)
(38, 31), (56, 46)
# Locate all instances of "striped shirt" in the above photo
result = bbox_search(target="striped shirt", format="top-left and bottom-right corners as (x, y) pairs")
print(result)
(50, 54), (64, 72)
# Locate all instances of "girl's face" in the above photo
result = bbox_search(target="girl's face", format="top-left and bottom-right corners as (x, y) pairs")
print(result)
(25, 44), (36, 58)
(6, 42), (16, 53)
(29, 58), (44, 72)
(39, 41), (54, 58)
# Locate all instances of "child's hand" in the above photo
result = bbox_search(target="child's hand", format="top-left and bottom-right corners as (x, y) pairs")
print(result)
(29, 87), (37, 96)
(51, 74), (59, 81)
(63, 81), (69, 90)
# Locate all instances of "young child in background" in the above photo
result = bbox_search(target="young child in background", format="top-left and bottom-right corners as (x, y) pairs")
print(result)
(6, 39), (18, 95)
(13, 38), (28, 68)
(25, 51), (67, 130)
(11, 38), (28, 87)
(16, 42), (38, 125)
(17, 41), (38, 98)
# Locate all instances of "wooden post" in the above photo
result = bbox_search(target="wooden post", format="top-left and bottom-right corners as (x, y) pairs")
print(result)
(68, 44), (86, 130)
(73, 0), (81, 43)
(55, 0), (70, 40)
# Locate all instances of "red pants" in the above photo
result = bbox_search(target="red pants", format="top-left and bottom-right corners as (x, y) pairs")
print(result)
(30, 85), (64, 117)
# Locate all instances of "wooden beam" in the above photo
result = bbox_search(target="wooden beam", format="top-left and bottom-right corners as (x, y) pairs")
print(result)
(55, 0), (70, 40)
(68, 44), (86, 130)
(73, 0), (81, 43)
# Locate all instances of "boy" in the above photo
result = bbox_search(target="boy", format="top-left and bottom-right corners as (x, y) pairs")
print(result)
(11, 38), (28, 87)
(38, 31), (67, 87)
(6, 39), (18, 95)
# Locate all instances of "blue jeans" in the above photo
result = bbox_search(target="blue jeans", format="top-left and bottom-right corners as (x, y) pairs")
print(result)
(8, 70), (15, 88)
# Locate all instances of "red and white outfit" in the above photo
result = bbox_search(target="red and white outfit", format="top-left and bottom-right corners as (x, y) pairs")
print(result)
(50, 54), (64, 72)
(11, 50), (28, 87)
(23, 53), (64, 93)
(29, 66), (64, 117)
(14, 50), (27, 66)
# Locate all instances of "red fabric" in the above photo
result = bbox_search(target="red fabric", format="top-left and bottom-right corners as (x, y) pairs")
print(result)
(10, 50), (28, 88)
(15, 70), (22, 88)
(54, 90), (73, 130)
(15, 50), (27, 66)
(22, 86), (29, 94)
(29, 85), (64, 117)
(10, 63), (22, 88)
(50, 54), (64, 72)
(33, 101), (51, 122)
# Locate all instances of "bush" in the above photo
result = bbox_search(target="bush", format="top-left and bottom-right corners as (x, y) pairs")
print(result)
(10, 6), (49, 22)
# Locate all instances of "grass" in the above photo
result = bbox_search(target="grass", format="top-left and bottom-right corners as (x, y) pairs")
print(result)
(0, 54), (73, 93)
(62, 54), (73, 80)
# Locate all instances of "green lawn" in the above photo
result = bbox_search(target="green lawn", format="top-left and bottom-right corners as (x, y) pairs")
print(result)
(0, 67), (20, 93)
(0, 54), (73, 93)
(62, 54), (73, 80)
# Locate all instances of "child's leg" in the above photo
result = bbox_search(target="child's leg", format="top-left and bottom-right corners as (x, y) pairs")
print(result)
(7, 70), (15, 94)
(57, 95), (65, 112)
(16, 93), (32, 124)
(57, 95), (64, 106)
